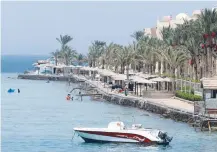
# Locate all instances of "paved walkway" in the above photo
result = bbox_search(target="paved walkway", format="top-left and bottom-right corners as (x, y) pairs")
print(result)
(73, 75), (194, 113)
(147, 98), (194, 113)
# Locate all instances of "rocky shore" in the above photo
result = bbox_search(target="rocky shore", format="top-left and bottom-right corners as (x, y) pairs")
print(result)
(70, 75), (197, 124)
(18, 74), (69, 81)
(85, 81), (195, 124)
(18, 74), (197, 124)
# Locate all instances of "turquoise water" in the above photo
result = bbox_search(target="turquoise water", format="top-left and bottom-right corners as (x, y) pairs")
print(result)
(1, 55), (49, 73)
(2, 73), (217, 152)
(1, 55), (88, 73)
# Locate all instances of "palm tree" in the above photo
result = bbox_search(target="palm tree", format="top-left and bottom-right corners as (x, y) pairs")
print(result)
(99, 43), (121, 69)
(136, 36), (158, 74)
(198, 8), (217, 77)
(131, 30), (144, 41)
(175, 19), (203, 80)
(51, 50), (60, 66)
(86, 7), (216, 85)
(88, 40), (106, 67)
(106, 44), (124, 72)
(77, 53), (87, 66)
(124, 45), (137, 81)
(113, 45), (126, 73)
(60, 46), (77, 65)
(56, 35), (73, 49)
(112, 44), (136, 80)
(161, 26), (175, 46)
(160, 45), (189, 92)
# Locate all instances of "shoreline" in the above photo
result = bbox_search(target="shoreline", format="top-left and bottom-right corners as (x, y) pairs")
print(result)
(83, 78), (195, 124)
(18, 73), (199, 125)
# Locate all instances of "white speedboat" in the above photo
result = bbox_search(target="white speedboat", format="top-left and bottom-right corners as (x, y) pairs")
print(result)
(73, 121), (172, 145)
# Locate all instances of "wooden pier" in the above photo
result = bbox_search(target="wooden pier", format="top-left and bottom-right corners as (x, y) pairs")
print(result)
(75, 93), (102, 101)
(76, 93), (102, 97)
(201, 119), (217, 131)
(193, 105), (217, 132)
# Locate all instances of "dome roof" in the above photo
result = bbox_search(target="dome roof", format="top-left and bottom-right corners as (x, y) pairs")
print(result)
(176, 13), (189, 20)
(192, 10), (201, 17)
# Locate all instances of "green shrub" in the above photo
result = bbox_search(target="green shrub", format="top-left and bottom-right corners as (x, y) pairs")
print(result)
(175, 90), (202, 101)
(177, 86), (194, 94)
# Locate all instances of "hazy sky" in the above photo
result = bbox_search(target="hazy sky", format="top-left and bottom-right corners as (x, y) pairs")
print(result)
(2, 1), (217, 55)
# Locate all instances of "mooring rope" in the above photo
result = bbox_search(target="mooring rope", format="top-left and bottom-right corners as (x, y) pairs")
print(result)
(71, 131), (76, 141)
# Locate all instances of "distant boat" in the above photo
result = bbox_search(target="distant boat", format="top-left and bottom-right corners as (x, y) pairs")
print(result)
(8, 88), (15, 93)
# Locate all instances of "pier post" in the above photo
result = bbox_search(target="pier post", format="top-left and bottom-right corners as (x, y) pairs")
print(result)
(208, 121), (211, 132)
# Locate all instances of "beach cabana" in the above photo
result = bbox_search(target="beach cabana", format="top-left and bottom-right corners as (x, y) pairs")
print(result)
(111, 74), (127, 87)
(98, 69), (116, 83)
(79, 66), (91, 76)
(98, 69), (116, 76)
(53, 65), (65, 75)
(135, 73), (158, 79)
(63, 65), (76, 76)
(150, 77), (172, 91)
(129, 75), (156, 96)
(124, 69), (136, 76)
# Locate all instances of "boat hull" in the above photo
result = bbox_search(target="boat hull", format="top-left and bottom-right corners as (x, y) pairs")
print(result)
(74, 129), (169, 145)
(77, 131), (139, 143)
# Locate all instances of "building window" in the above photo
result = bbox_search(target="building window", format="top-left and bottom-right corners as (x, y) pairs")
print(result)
(211, 90), (217, 98)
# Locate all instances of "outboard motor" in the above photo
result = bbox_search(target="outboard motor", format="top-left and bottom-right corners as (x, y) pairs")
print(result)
(158, 131), (173, 144)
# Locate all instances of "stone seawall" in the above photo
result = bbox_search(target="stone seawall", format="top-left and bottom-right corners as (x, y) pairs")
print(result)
(18, 74), (69, 81)
(101, 94), (194, 123)
(83, 81), (195, 124)
(18, 74), (195, 124)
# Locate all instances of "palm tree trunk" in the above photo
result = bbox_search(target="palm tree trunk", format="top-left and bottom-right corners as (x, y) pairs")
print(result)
(102, 59), (105, 69)
(194, 64), (198, 80)
(115, 65), (118, 73)
(201, 52), (206, 78)
(172, 67), (176, 93)
(155, 61), (158, 74)
(204, 45), (212, 77)
(213, 56), (217, 76)
(193, 57), (199, 80)
(165, 63), (169, 76)
(190, 65), (194, 80)
(206, 47), (210, 77)
(149, 64), (152, 74)
(207, 36), (213, 77)
(93, 59), (96, 68)
(126, 64), (129, 81)
(65, 58), (68, 66)
(142, 63), (145, 73)
(121, 64), (123, 74)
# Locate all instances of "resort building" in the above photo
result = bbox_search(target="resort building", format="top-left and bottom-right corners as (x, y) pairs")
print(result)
(144, 10), (202, 39)
(145, 6), (217, 38)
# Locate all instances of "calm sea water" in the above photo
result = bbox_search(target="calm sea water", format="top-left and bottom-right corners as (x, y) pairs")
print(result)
(1, 55), (49, 73)
(1, 56), (217, 152)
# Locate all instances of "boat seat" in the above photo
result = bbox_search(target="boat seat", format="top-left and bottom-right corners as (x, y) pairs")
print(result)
(108, 121), (125, 130)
